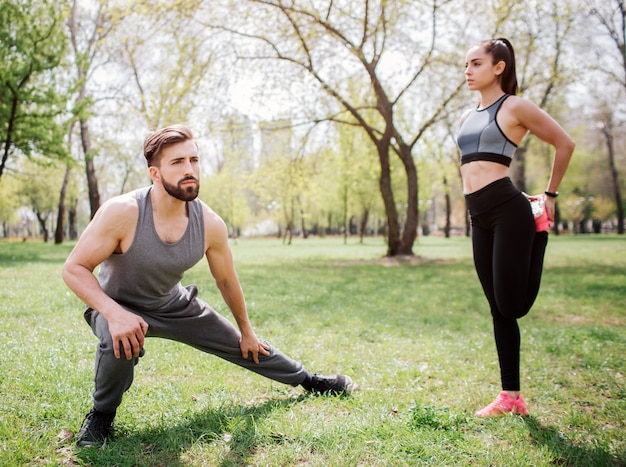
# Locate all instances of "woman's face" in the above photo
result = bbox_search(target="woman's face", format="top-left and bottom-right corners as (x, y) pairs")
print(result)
(464, 45), (504, 92)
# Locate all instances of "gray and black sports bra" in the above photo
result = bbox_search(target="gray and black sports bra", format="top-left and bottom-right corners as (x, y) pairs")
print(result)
(457, 94), (517, 167)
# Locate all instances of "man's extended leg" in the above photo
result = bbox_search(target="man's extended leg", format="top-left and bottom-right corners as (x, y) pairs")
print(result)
(142, 286), (353, 393)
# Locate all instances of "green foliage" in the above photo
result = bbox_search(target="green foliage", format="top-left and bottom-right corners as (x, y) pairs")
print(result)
(17, 160), (63, 213)
(333, 125), (382, 232)
(105, 0), (214, 129)
(201, 165), (251, 234)
(3, 0), (620, 242)
(0, 235), (625, 466)
(0, 176), (21, 229)
(0, 0), (70, 179)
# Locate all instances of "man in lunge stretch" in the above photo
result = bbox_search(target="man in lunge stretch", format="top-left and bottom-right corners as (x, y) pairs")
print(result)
(63, 124), (355, 448)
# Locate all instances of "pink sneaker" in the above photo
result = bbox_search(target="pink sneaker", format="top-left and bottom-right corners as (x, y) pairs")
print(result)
(475, 391), (529, 417)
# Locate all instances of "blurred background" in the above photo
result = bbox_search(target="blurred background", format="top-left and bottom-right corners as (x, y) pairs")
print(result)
(1, 0), (624, 255)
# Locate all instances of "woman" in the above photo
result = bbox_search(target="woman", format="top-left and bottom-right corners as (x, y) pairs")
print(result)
(457, 38), (575, 416)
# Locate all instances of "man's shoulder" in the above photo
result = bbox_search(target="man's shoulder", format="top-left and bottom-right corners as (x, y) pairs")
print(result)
(95, 189), (142, 224)
(198, 201), (228, 235)
(199, 201), (223, 224)
(104, 191), (139, 208)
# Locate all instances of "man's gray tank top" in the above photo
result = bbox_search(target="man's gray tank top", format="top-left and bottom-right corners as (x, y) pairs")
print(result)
(98, 186), (205, 311)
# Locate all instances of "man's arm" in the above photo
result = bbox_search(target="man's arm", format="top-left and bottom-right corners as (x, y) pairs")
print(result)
(203, 205), (270, 364)
(62, 195), (148, 360)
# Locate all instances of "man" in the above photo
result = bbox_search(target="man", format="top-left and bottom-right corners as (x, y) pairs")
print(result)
(62, 124), (355, 448)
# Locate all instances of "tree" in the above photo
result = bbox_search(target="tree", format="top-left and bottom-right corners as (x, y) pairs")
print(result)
(590, 0), (626, 233)
(335, 125), (381, 242)
(591, 0), (626, 94)
(18, 161), (63, 242)
(54, 163), (73, 244)
(596, 105), (624, 234)
(212, 0), (464, 256)
(66, 0), (125, 218)
(252, 121), (313, 244)
(200, 113), (255, 236)
(111, 0), (214, 129)
(0, 0), (69, 182)
(0, 176), (20, 237)
(421, 132), (456, 237)
(54, 120), (79, 244)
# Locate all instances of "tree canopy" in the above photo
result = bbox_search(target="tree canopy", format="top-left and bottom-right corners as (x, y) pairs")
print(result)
(0, 0), (69, 181)
(0, 0), (624, 245)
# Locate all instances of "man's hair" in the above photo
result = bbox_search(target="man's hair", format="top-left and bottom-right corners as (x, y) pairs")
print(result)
(143, 124), (195, 167)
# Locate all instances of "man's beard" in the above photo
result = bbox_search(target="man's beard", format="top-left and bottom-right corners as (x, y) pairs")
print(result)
(162, 176), (200, 201)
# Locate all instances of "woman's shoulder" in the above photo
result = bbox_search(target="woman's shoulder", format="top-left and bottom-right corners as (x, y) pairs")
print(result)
(501, 95), (548, 124)
(502, 94), (539, 113)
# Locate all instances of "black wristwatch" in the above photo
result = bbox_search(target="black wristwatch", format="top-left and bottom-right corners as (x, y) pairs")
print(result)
(544, 190), (559, 198)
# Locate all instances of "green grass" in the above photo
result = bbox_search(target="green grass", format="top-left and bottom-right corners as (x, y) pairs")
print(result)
(0, 235), (624, 466)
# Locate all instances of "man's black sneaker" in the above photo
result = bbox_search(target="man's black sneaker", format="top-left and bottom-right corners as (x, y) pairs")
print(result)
(304, 373), (355, 395)
(76, 408), (115, 448)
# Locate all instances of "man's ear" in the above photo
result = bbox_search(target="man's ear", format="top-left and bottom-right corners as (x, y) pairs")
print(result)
(149, 165), (160, 182)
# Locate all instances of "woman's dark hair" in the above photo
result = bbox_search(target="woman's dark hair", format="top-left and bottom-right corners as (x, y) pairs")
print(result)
(480, 37), (518, 95)
(143, 124), (195, 167)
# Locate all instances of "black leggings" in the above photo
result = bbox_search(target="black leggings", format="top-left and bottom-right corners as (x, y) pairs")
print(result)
(465, 177), (548, 391)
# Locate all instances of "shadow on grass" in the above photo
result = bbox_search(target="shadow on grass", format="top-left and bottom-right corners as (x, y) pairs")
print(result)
(524, 416), (624, 466)
(75, 394), (307, 467)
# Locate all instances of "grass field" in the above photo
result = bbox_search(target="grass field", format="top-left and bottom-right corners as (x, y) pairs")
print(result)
(0, 234), (624, 466)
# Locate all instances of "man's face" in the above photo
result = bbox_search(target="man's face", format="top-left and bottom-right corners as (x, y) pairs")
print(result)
(155, 139), (200, 201)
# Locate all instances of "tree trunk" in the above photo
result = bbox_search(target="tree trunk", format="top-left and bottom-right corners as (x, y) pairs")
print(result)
(69, 202), (78, 240)
(342, 184), (348, 245)
(397, 143), (418, 255)
(80, 120), (100, 218)
(443, 175), (451, 238)
(603, 126), (624, 234)
(359, 208), (369, 243)
(0, 90), (21, 181)
(376, 141), (401, 256)
(300, 208), (309, 239)
(54, 165), (71, 244)
(283, 220), (294, 245)
(553, 202), (561, 235)
(34, 210), (49, 242)
(282, 201), (294, 245)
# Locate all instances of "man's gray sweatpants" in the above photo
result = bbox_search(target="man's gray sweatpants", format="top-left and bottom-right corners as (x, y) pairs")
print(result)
(84, 285), (308, 414)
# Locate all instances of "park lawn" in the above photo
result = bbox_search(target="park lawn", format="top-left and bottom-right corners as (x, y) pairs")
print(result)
(0, 235), (624, 466)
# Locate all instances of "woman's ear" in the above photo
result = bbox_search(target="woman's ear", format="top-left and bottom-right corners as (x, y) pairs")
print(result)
(495, 60), (506, 76)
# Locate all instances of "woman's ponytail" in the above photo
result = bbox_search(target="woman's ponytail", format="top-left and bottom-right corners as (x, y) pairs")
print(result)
(481, 38), (518, 95)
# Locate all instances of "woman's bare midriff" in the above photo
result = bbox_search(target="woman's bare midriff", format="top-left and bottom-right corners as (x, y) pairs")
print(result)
(461, 161), (510, 194)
